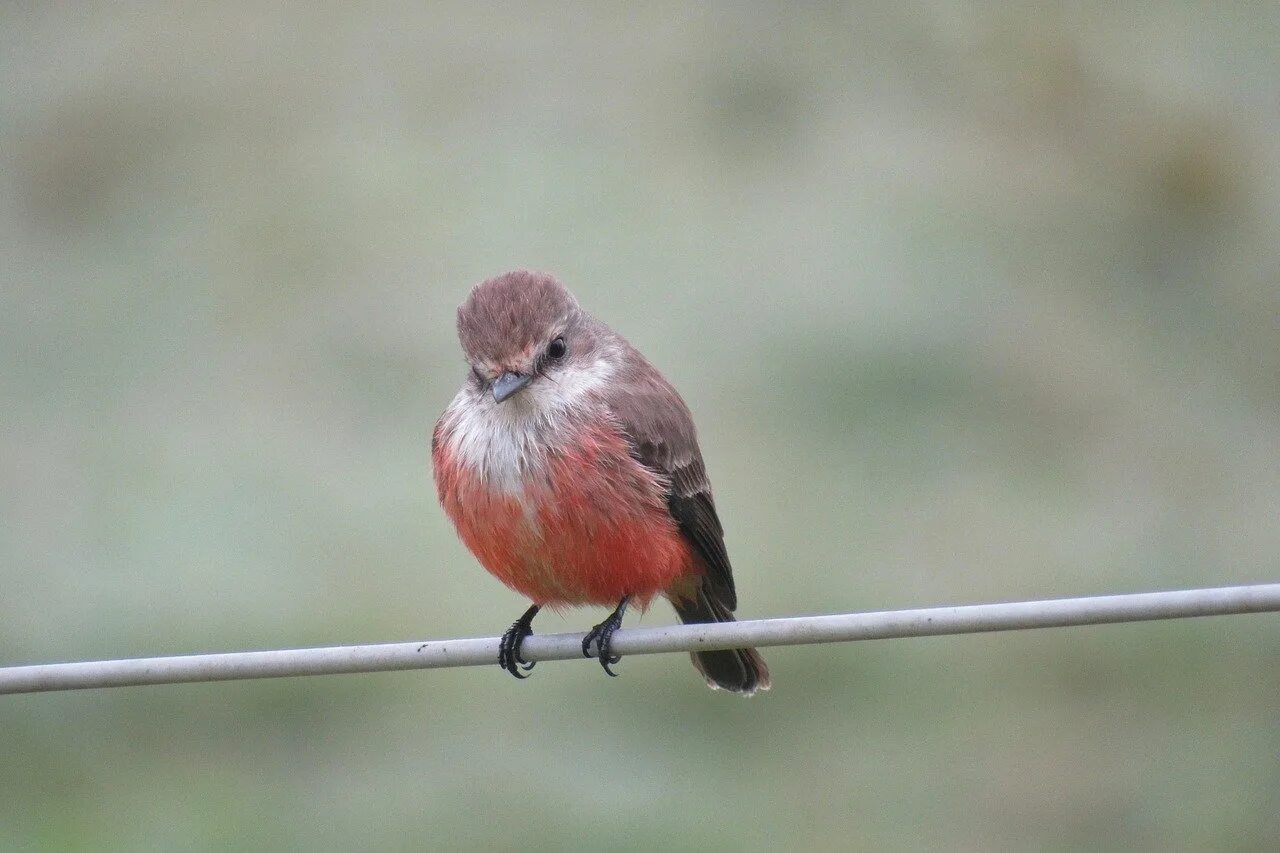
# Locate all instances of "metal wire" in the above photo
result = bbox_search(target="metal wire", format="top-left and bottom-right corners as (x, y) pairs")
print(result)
(2, 583), (1277, 695)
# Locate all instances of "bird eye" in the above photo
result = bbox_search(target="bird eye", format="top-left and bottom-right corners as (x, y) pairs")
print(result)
(546, 336), (567, 360)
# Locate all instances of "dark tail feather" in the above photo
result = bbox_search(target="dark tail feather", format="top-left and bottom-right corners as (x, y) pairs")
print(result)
(671, 587), (771, 696)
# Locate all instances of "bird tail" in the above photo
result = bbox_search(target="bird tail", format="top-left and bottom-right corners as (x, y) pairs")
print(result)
(670, 584), (770, 696)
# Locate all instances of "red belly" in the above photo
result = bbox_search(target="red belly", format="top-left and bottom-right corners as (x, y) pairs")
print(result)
(434, 421), (695, 606)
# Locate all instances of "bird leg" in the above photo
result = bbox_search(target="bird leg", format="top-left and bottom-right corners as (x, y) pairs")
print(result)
(581, 596), (631, 677)
(498, 603), (541, 679)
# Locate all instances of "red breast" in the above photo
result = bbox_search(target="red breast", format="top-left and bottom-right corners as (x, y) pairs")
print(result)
(433, 416), (696, 606)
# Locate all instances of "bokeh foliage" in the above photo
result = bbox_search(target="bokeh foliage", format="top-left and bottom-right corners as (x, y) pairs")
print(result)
(2, 4), (1278, 850)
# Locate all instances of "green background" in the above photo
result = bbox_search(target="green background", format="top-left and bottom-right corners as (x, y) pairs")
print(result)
(2, 4), (1278, 850)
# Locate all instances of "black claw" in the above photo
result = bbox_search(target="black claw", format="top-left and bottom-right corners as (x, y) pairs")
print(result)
(498, 604), (541, 679)
(581, 596), (630, 678)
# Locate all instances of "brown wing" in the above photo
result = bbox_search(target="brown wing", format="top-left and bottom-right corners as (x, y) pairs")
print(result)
(605, 355), (738, 611)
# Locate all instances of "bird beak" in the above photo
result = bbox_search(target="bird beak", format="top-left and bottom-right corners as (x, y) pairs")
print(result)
(491, 371), (531, 403)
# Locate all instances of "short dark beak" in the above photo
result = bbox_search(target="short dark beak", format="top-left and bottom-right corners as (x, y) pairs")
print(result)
(491, 371), (531, 403)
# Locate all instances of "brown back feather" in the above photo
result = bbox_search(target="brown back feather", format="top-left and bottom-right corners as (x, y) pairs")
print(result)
(602, 340), (738, 611)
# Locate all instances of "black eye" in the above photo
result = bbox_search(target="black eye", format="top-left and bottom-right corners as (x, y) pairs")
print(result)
(546, 336), (567, 360)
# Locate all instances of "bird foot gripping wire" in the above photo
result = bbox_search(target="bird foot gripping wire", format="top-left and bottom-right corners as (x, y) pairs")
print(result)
(581, 596), (630, 677)
(498, 604), (541, 679)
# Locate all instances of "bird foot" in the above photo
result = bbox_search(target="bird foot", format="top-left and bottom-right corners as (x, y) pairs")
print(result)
(498, 604), (540, 679)
(581, 597), (630, 677)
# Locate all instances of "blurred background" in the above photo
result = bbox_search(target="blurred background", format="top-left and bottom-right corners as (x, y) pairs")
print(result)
(2, 3), (1278, 850)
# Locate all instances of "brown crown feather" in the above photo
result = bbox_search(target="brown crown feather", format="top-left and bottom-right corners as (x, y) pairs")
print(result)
(456, 270), (580, 367)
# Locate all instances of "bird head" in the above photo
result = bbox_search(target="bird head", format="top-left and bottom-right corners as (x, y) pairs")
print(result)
(456, 270), (604, 405)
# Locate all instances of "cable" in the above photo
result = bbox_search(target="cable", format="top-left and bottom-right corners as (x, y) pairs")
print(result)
(2, 583), (1277, 694)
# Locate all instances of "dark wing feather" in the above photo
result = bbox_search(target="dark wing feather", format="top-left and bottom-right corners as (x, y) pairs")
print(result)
(606, 358), (738, 611)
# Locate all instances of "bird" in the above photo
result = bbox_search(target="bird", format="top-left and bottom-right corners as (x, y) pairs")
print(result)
(432, 270), (769, 695)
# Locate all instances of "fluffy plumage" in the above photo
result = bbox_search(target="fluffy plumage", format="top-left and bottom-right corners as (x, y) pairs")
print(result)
(433, 270), (770, 694)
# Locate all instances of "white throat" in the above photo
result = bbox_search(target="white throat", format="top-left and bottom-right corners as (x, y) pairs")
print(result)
(442, 357), (614, 493)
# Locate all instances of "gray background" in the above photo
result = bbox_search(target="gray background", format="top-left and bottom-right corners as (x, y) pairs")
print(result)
(3, 4), (1278, 850)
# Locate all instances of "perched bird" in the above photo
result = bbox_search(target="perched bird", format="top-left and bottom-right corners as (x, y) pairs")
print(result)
(432, 270), (769, 695)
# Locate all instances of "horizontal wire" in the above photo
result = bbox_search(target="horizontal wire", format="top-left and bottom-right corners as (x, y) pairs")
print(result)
(2, 583), (1277, 695)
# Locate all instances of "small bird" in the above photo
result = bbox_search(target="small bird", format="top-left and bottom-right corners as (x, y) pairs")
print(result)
(432, 270), (770, 694)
